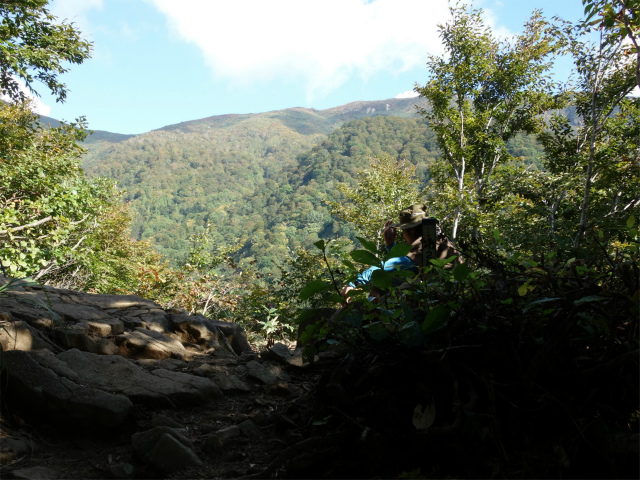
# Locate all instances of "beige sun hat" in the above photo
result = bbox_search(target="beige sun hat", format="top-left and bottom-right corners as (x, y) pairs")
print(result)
(390, 204), (429, 230)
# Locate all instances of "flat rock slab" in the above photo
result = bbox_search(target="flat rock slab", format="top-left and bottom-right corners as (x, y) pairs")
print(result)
(1, 350), (133, 428)
(57, 349), (223, 407)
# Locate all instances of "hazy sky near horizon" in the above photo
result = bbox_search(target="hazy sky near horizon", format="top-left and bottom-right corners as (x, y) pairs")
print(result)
(32, 0), (587, 134)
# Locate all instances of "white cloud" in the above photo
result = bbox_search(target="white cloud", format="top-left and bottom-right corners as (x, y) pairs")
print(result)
(29, 97), (52, 116)
(146, 0), (453, 100)
(1, 80), (52, 116)
(395, 90), (419, 99)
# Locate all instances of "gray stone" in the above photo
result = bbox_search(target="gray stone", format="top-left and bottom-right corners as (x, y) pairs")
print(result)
(150, 414), (184, 429)
(49, 303), (124, 335)
(194, 364), (252, 393)
(0, 320), (53, 352)
(0, 297), (55, 329)
(8, 466), (59, 479)
(138, 312), (170, 332)
(132, 426), (192, 464)
(1, 350), (132, 428)
(109, 462), (135, 479)
(114, 327), (189, 360)
(238, 419), (262, 441)
(171, 314), (225, 350)
(52, 323), (119, 355)
(120, 316), (146, 330)
(206, 425), (241, 451)
(264, 342), (292, 363)
(155, 358), (187, 370)
(208, 318), (253, 354)
(0, 434), (33, 463)
(57, 349), (223, 407)
(71, 293), (159, 310)
(148, 433), (203, 473)
(245, 360), (290, 385)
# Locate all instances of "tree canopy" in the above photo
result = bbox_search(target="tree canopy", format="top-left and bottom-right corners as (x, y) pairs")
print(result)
(0, 0), (91, 103)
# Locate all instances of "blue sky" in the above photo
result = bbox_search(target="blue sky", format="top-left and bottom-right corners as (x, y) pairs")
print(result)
(33, 0), (587, 134)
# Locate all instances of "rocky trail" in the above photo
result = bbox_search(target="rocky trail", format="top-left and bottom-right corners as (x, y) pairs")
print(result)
(0, 278), (329, 479)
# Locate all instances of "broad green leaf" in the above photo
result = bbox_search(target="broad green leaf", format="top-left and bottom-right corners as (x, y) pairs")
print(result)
(299, 279), (332, 300)
(388, 243), (411, 258)
(430, 255), (458, 268)
(351, 249), (381, 267)
(453, 263), (471, 282)
(627, 215), (636, 228)
(314, 240), (325, 250)
(574, 295), (606, 305)
(393, 270), (415, 278)
(357, 236), (378, 253)
(370, 269), (392, 290)
(328, 293), (345, 304)
(422, 305), (449, 334)
(400, 301), (414, 322)
(341, 259), (356, 270)
(363, 322), (388, 341)
(518, 285), (528, 296)
(399, 321), (424, 346)
(523, 297), (561, 312)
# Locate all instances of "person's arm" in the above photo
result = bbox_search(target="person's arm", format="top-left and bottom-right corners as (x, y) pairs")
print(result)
(350, 255), (418, 287)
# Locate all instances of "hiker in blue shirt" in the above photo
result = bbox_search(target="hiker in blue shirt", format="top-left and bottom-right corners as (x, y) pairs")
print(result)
(340, 204), (428, 301)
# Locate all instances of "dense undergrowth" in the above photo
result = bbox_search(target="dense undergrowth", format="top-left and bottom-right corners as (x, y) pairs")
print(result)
(281, 224), (638, 478)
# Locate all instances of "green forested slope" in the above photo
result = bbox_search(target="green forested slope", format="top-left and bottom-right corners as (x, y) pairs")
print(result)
(81, 98), (543, 271)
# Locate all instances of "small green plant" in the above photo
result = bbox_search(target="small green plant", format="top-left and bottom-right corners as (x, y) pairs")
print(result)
(258, 306), (294, 346)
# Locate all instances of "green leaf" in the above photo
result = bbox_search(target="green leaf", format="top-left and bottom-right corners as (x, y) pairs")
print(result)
(399, 321), (425, 346)
(370, 269), (392, 290)
(351, 249), (381, 267)
(328, 293), (346, 304)
(574, 295), (606, 305)
(363, 322), (389, 341)
(523, 297), (561, 312)
(627, 215), (636, 228)
(357, 236), (378, 253)
(422, 305), (449, 334)
(341, 259), (356, 270)
(518, 285), (528, 296)
(299, 279), (332, 300)
(314, 240), (326, 250)
(430, 255), (458, 268)
(388, 243), (411, 258)
(453, 263), (471, 282)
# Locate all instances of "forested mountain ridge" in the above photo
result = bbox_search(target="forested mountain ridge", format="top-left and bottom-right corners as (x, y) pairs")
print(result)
(79, 97), (542, 270)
